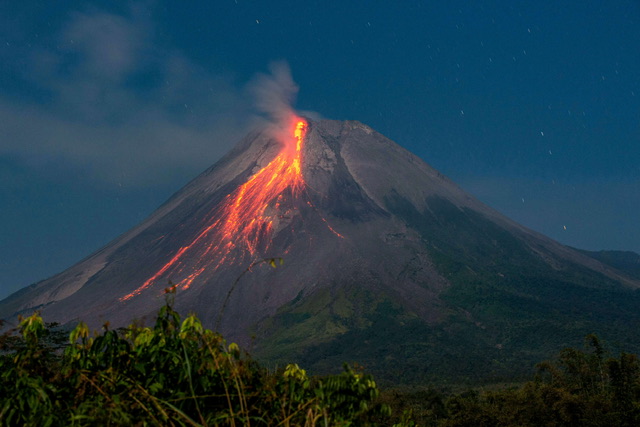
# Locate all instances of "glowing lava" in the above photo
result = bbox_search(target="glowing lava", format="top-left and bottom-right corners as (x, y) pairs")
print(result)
(121, 118), (309, 301)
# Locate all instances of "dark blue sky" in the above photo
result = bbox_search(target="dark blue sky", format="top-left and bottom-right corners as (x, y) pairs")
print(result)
(1, 1), (638, 300)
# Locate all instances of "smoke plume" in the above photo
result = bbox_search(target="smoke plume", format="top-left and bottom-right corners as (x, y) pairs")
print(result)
(248, 61), (300, 131)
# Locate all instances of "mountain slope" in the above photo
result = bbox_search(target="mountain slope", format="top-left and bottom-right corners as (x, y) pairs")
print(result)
(2, 118), (639, 384)
(576, 249), (640, 280)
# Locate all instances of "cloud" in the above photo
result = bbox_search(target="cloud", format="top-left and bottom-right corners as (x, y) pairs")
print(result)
(62, 10), (146, 82)
(0, 5), (253, 188)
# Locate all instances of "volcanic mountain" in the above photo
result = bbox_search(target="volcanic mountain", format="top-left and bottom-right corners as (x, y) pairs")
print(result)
(2, 117), (640, 384)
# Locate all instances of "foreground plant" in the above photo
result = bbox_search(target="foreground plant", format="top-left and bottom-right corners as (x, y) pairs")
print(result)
(0, 291), (401, 426)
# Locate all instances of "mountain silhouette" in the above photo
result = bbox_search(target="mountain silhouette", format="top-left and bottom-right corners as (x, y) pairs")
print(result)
(2, 118), (639, 384)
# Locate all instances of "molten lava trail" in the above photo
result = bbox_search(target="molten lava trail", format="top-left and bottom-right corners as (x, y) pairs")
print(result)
(121, 119), (309, 301)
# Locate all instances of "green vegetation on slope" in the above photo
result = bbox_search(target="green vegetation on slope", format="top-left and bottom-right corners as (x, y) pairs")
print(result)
(577, 249), (640, 280)
(252, 194), (640, 387)
(372, 193), (640, 384)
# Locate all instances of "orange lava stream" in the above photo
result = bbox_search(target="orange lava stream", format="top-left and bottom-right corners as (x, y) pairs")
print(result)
(120, 119), (308, 301)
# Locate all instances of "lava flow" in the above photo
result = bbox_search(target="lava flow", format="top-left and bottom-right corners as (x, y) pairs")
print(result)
(120, 118), (309, 301)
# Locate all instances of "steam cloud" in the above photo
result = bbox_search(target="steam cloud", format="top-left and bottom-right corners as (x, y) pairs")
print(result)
(248, 61), (300, 128)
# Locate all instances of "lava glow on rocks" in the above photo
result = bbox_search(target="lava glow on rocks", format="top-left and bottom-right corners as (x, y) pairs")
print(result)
(120, 118), (308, 301)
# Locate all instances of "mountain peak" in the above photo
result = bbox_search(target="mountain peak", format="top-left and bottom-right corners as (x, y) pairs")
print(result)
(2, 119), (640, 384)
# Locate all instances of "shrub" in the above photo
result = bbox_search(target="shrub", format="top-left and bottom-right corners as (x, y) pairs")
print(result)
(0, 291), (400, 426)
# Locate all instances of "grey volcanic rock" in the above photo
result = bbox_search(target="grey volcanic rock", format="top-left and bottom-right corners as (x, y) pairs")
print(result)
(2, 119), (640, 384)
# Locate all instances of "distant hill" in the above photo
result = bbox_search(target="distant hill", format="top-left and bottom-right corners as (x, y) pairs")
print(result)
(576, 249), (640, 280)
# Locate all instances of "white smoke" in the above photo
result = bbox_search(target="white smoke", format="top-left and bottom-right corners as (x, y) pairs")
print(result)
(246, 61), (324, 144)
(248, 61), (299, 126)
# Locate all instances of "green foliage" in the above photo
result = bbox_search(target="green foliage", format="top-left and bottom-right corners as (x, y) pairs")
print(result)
(381, 334), (640, 426)
(4, 301), (640, 426)
(0, 292), (401, 426)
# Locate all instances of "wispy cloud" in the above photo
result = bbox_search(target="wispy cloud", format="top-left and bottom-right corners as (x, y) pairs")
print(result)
(0, 5), (253, 188)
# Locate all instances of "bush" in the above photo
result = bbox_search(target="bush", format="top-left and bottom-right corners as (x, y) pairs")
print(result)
(0, 291), (401, 426)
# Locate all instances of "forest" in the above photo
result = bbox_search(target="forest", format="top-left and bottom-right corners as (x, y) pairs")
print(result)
(2, 290), (639, 426)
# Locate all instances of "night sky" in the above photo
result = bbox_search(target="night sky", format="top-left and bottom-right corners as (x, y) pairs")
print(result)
(1, 1), (638, 300)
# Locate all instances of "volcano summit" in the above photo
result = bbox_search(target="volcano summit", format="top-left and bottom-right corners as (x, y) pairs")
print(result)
(2, 118), (640, 384)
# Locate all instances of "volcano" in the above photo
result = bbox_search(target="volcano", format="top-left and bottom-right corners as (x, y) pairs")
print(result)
(2, 118), (640, 384)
